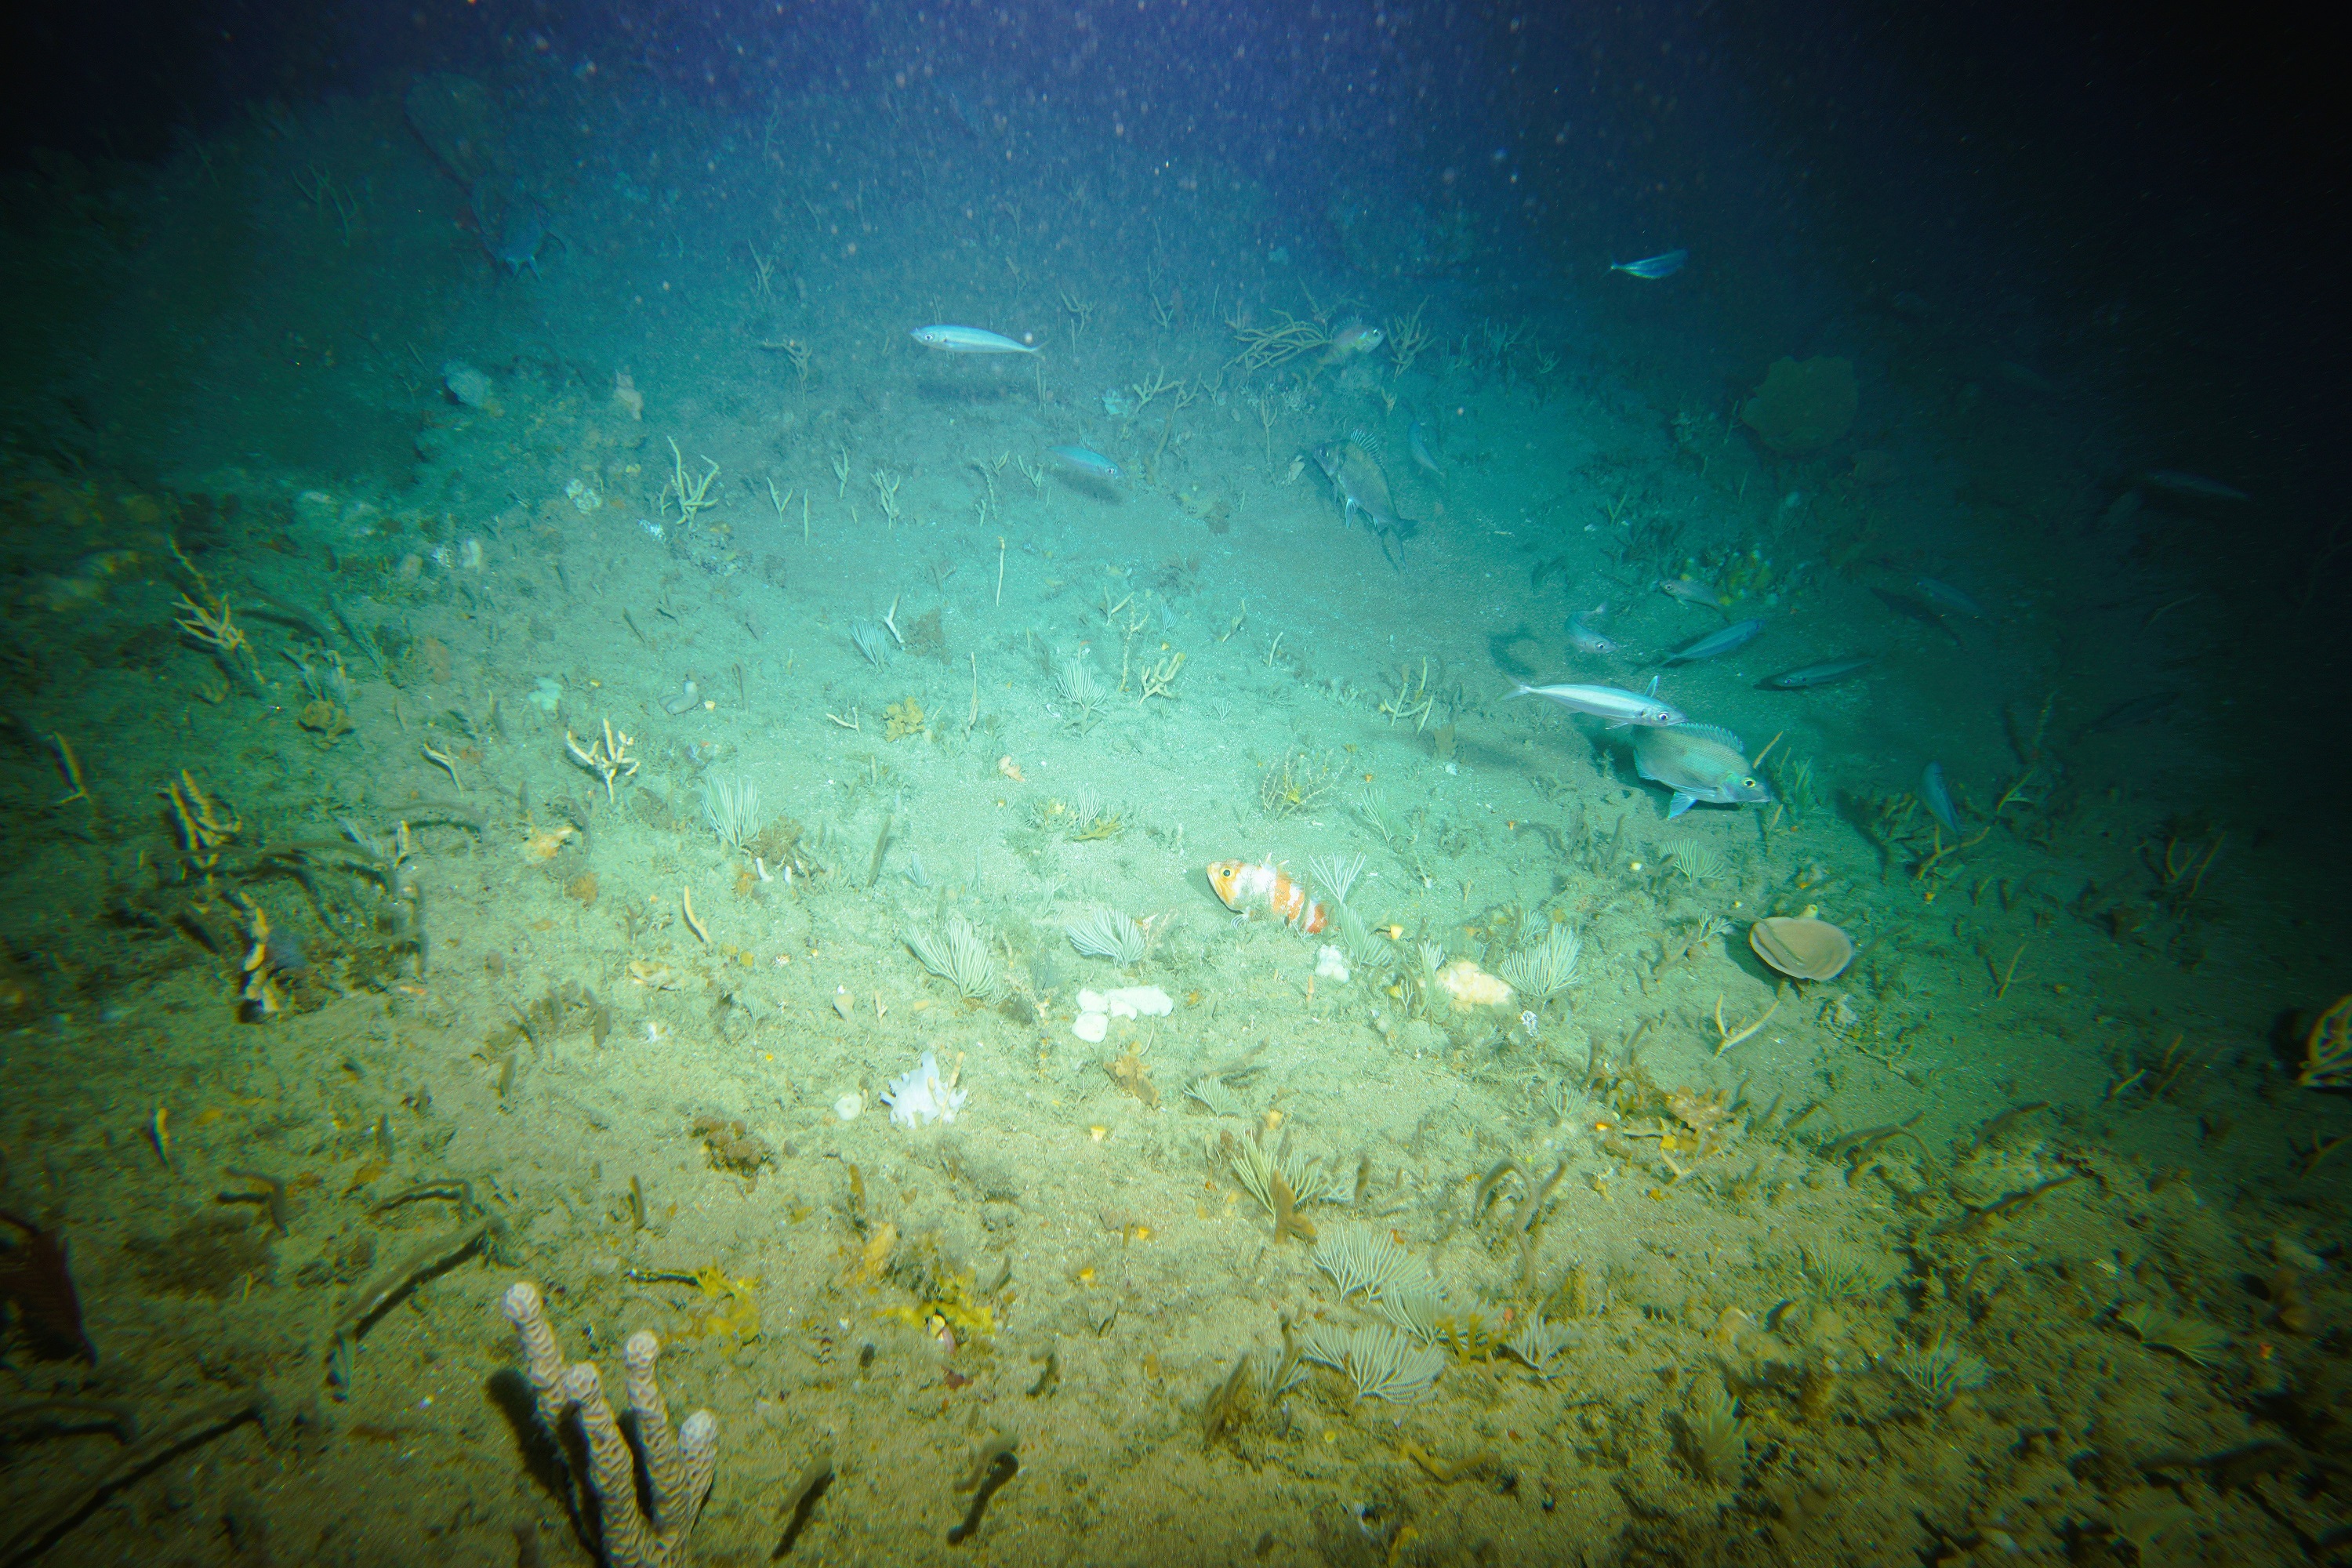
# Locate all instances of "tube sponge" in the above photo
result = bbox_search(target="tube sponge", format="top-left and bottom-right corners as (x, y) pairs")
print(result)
(499, 1282), (567, 1435)
(504, 1281), (717, 1568)
(564, 1361), (658, 1568)
(623, 1331), (691, 1536)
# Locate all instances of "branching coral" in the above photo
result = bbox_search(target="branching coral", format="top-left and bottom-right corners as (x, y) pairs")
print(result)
(564, 718), (639, 803)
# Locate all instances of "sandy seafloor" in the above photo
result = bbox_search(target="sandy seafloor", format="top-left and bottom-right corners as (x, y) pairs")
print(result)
(1, 75), (2348, 1568)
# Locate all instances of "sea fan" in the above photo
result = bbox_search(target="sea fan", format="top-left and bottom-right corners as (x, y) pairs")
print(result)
(1679, 1377), (1746, 1483)
(1307, 852), (1367, 909)
(1500, 924), (1583, 1007)
(1298, 1324), (1443, 1403)
(849, 619), (893, 667)
(1052, 652), (1105, 723)
(701, 776), (760, 853)
(1065, 906), (1148, 966)
(903, 914), (1000, 1002)
(2116, 1304), (2224, 1367)
(1503, 1316), (1575, 1379)
(1311, 1226), (1413, 1302)
(1330, 907), (1395, 978)
(1227, 1128), (1352, 1215)
(1667, 840), (1728, 884)
(1889, 1338), (1993, 1407)
(1185, 1076), (1252, 1118)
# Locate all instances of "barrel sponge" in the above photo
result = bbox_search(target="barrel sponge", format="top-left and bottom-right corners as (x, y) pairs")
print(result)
(1740, 356), (1858, 455)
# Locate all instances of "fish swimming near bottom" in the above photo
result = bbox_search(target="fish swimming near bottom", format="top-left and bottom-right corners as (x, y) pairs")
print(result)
(1313, 430), (1421, 571)
(1206, 859), (1328, 934)
(1760, 655), (1874, 689)
(910, 325), (1040, 354)
(1921, 763), (1960, 833)
(1512, 681), (1686, 728)
(1871, 588), (1964, 646)
(1567, 611), (1621, 656)
(1632, 724), (1773, 818)
(1320, 321), (1385, 364)
(2077, 691), (2180, 739)
(2138, 470), (2249, 504)
(1045, 445), (1123, 481)
(1661, 619), (1766, 664)
(1408, 420), (1445, 481)
(1657, 577), (1728, 613)
(1610, 249), (1689, 279)
(471, 184), (552, 277)
(1915, 578), (1986, 618)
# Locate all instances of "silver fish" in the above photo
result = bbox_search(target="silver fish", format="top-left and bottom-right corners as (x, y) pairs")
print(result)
(1759, 655), (1874, 690)
(1511, 681), (1686, 728)
(2138, 470), (2249, 503)
(1998, 361), (2055, 396)
(1610, 249), (1688, 279)
(1407, 420), (1444, 479)
(1567, 616), (1621, 655)
(1871, 588), (1963, 646)
(1662, 618), (1766, 664)
(1632, 724), (1773, 818)
(1921, 763), (1959, 833)
(1915, 578), (1985, 618)
(1045, 445), (1122, 481)
(1313, 432), (1420, 571)
(471, 186), (550, 277)
(1658, 577), (1728, 613)
(910, 325), (1040, 354)
(2078, 690), (2179, 739)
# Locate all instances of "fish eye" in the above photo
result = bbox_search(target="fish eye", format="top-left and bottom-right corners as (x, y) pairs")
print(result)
(1741, 777), (1757, 787)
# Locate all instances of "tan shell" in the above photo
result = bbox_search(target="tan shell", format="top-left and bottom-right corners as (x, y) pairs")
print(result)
(1748, 916), (1854, 982)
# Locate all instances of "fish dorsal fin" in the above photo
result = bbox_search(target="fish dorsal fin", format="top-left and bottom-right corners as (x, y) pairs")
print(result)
(1345, 427), (1388, 467)
(1679, 723), (1746, 753)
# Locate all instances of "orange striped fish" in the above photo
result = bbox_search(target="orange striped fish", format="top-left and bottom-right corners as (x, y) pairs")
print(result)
(1206, 858), (1328, 934)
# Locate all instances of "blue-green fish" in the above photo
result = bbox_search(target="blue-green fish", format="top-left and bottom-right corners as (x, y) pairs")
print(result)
(1921, 763), (1960, 833)
(2075, 691), (2180, 742)
(1609, 249), (1688, 279)
(1661, 619), (1765, 665)
(1045, 445), (1122, 481)
(1760, 655), (1873, 690)
(910, 325), (1039, 354)
(1632, 723), (1773, 819)
(2138, 470), (2249, 504)
(1915, 578), (1984, 618)
(1407, 420), (1444, 480)
(1871, 588), (1963, 646)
